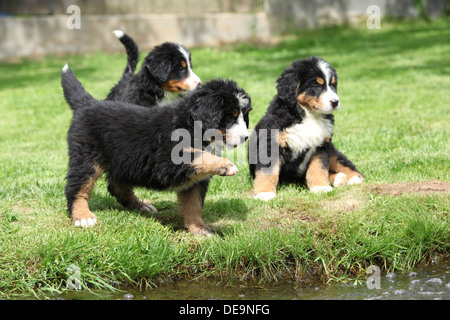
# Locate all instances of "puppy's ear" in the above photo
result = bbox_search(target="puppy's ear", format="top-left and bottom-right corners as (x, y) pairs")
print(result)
(188, 92), (224, 130)
(276, 67), (299, 106)
(146, 55), (171, 83)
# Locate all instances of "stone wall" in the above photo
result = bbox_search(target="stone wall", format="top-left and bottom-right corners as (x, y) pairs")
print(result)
(0, 0), (449, 60)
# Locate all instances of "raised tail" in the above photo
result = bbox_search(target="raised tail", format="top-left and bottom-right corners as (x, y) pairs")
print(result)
(113, 30), (139, 75)
(61, 64), (96, 111)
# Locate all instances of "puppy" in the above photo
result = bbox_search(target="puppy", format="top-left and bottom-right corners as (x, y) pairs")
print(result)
(106, 30), (201, 107)
(61, 65), (251, 236)
(249, 56), (363, 201)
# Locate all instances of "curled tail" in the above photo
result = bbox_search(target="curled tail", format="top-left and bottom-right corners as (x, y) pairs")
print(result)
(113, 30), (139, 76)
(61, 64), (96, 111)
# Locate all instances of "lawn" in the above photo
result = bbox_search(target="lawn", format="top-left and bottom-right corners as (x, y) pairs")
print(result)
(0, 18), (449, 297)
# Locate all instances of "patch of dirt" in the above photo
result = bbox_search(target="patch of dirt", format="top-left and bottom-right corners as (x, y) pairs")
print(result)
(322, 192), (366, 214)
(368, 180), (450, 196)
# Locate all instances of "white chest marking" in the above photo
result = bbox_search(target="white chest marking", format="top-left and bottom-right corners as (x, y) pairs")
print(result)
(284, 109), (333, 159)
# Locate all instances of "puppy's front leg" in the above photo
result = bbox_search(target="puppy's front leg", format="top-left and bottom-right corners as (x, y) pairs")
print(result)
(177, 184), (213, 237)
(191, 149), (238, 177)
(253, 160), (280, 201)
(306, 150), (332, 193)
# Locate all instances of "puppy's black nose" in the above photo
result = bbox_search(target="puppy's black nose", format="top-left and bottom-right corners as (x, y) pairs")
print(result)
(331, 99), (340, 109)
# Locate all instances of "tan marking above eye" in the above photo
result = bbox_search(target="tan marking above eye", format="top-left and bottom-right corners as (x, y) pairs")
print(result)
(232, 109), (239, 117)
(331, 76), (336, 85)
(181, 61), (187, 68)
(316, 77), (325, 85)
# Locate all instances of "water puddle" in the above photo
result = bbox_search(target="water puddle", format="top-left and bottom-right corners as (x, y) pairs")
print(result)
(52, 258), (449, 300)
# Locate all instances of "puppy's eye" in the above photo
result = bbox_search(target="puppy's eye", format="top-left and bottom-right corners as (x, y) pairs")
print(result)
(232, 109), (239, 117)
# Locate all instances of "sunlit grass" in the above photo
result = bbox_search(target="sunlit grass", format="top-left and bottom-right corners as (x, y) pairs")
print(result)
(0, 18), (448, 297)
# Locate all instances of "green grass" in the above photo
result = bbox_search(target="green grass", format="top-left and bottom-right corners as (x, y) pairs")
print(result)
(0, 19), (449, 298)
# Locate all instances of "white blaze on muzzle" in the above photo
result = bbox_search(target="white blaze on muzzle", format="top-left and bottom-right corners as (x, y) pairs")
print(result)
(178, 46), (201, 91)
(226, 112), (249, 148)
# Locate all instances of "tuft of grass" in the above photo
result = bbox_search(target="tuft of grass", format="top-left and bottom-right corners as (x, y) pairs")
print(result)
(0, 18), (449, 297)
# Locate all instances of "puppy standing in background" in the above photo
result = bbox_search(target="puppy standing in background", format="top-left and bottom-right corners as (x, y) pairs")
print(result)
(250, 56), (364, 201)
(106, 30), (201, 107)
(61, 65), (251, 236)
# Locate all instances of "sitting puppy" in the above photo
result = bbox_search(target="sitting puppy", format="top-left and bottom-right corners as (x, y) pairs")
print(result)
(106, 30), (201, 107)
(249, 56), (363, 201)
(61, 65), (251, 236)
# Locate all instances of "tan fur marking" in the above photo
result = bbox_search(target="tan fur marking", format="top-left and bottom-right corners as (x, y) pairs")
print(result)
(331, 76), (336, 85)
(329, 155), (363, 181)
(277, 130), (288, 148)
(189, 148), (236, 177)
(296, 92), (323, 111)
(177, 185), (208, 235)
(316, 77), (325, 85)
(72, 164), (103, 221)
(161, 78), (191, 93)
(253, 173), (279, 195)
(305, 154), (329, 189)
(181, 61), (187, 68)
(253, 161), (280, 195)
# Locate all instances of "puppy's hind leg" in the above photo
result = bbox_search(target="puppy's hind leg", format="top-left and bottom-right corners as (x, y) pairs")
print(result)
(107, 179), (157, 213)
(329, 144), (364, 186)
(65, 163), (103, 228)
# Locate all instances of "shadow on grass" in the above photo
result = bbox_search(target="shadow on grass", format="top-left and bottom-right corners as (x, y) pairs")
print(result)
(88, 194), (249, 234)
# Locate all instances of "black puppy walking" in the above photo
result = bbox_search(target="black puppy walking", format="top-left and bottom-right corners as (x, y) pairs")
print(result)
(61, 65), (251, 236)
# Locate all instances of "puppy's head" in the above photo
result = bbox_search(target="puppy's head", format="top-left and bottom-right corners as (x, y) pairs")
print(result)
(144, 42), (201, 93)
(277, 56), (339, 114)
(188, 79), (252, 149)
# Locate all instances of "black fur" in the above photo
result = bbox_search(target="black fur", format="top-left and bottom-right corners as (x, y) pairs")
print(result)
(106, 33), (199, 107)
(61, 66), (250, 235)
(249, 56), (363, 197)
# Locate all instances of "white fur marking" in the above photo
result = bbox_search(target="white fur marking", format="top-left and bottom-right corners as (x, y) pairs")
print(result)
(333, 172), (347, 187)
(347, 175), (364, 185)
(317, 59), (340, 113)
(177, 45), (201, 91)
(317, 59), (331, 84)
(62, 64), (69, 73)
(75, 217), (97, 228)
(254, 192), (276, 201)
(112, 30), (124, 38)
(236, 92), (249, 108)
(225, 163), (239, 176)
(226, 112), (248, 148)
(284, 109), (333, 159)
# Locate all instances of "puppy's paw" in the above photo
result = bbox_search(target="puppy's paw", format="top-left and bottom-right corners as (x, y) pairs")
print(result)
(347, 174), (364, 185)
(74, 214), (97, 228)
(140, 202), (157, 214)
(188, 225), (214, 237)
(217, 163), (238, 176)
(310, 186), (333, 193)
(333, 172), (347, 187)
(254, 192), (276, 201)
